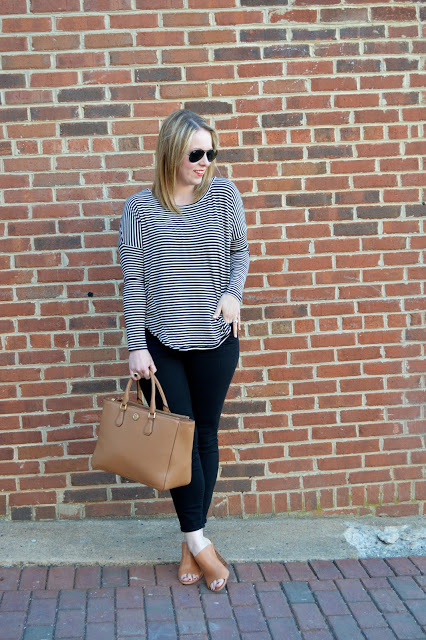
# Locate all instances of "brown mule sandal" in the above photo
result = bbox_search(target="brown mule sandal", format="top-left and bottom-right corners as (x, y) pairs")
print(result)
(193, 543), (229, 592)
(178, 541), (203, 585)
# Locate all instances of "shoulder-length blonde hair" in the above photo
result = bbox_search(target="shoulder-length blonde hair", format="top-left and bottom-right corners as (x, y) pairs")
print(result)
(152, 109), (218, 214)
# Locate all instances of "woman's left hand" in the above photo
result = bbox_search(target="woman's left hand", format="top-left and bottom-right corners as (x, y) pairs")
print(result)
(213, 293), (241, 337)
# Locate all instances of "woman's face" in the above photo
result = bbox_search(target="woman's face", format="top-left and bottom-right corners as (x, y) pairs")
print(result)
(176, 128), (214, 189)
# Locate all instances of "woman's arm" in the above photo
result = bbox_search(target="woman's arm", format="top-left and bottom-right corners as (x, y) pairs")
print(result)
(118, 197), (155, 377)
(226, 185), (250, 302)
(213, 184), (250, 337)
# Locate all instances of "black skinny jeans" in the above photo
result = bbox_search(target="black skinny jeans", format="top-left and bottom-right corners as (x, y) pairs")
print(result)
(139, 329), (239, 533)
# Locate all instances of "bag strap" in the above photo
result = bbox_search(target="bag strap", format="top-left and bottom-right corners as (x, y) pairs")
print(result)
(121, 373), (170, 416)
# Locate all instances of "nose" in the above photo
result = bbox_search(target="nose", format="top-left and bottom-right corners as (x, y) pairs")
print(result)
(199, 154), (209, 167)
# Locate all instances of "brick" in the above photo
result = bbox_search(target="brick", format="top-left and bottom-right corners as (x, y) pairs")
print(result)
(321, 8), (367, 22)
(315, 590), (349, 616)
(336, 579), (370, 603)
(328, 615), (365, 640)
(214, 47), (261, 61)
(60, 122), (108, 137)
(268, 617), (303, 640)
(241, 28), (287, 43)
(259, 563), (290, 582)
(233, 604), (268, 633)
(175, 607), (206, 635)
(27, 598), (57, 625)
(207, 617), (239, 639)
(369, 589), (406, 614)
(0, 73), (25, 88)
(55, 609), (86, 638)
(145, 594), (174, 621)
(189, 29), (235, 45)
(348, 601), (387, 629)
(360, 559), (396, 578)
(101, 567), (128, 588)
(387, 576), (425, 600)
(262, 113), (302, 128)
(293, 603), (328, 630)
(202, 592), (234, 620)
(105, 586), (137, 610)
(136, 31), (184, 47)
(385, 559), (420, 577)
(256, 590), (292, 618)
(228, 583), (258, 607)
(216, 10), (263, 26)
(20, 567), (47, 591)
(46, 567), (75, 590)
(233, 563), (264, 582)
(0, 569), (21, 592)
(1, 590), (30, 612)
(58, 590), (86, 610)
(405, 600), (426, 627)
(309, 561), (342, 581)
(85, 623), (115, 640)
(282, 582), (314, 604)
(23, 626), (54, 640)
(87, 596), (114, 623)
(0, 612), (25, 639)
(385, 612), (425, 638)
(410, 557), (426, 573)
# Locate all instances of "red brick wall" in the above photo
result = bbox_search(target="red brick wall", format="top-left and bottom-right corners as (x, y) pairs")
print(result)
(1, 0), (425, 522)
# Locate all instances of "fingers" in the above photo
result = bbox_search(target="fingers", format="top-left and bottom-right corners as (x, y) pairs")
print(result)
(232, 315), (241, 337)
(129, 355), (156, 381)
(212, 301), (222, 319)
(131, 369), (150, 380)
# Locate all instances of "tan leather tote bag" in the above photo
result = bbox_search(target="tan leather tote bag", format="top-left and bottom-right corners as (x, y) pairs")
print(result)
(92, 374), (195, 491)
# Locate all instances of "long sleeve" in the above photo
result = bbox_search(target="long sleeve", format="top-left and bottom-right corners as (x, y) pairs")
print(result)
(226, 185), (250, 302)
(118, 197), (147, 351)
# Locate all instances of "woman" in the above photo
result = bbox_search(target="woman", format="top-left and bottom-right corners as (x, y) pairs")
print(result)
(118, 109), (249, 592)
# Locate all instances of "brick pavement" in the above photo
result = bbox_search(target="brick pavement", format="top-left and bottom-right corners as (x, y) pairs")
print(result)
(0, 557), (425, 640)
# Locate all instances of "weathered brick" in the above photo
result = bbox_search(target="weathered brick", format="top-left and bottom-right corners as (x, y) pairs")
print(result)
(0, 0), (424, 525)
(60, 122), (108, 137)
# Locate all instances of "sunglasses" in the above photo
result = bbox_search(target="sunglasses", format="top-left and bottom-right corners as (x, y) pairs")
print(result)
(187, 148), (218, 163)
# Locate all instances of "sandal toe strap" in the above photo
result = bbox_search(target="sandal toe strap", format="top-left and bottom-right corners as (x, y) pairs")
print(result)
(194, 544), (229, 587)
(179, 541), (202, 579)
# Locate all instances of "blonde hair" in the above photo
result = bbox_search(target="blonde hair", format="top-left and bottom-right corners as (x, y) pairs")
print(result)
(152, 109), (218, 214)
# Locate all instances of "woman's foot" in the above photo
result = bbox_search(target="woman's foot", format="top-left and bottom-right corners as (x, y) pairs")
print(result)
(184, 531), (226, 591)
(178, 542), (203, 585)
(192, 542), (229, 592)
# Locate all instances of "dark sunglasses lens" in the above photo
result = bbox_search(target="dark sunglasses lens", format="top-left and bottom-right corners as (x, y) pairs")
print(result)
(188, 149), (217, 163)
(188, 149), (204, 163)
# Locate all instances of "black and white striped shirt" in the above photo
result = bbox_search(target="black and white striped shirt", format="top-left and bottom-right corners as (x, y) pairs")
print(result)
(118, 177), (250, 351)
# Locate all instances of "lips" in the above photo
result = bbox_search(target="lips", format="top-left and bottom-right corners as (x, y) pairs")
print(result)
(194, 170), (204, 177)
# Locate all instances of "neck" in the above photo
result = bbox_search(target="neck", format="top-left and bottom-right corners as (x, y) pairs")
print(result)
(174, 183), (196, 206)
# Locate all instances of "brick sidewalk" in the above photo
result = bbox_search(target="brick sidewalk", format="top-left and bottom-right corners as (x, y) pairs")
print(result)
(0, 557), (425, 640)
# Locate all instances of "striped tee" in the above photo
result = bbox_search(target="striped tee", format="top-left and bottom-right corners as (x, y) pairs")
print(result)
(118, 176), (250, 351)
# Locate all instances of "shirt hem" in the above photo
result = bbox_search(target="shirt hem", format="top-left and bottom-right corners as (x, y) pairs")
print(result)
(146, 326), (233, 351)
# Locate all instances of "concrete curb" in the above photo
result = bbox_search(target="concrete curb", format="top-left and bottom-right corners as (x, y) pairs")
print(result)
(1, 515), (424, 566)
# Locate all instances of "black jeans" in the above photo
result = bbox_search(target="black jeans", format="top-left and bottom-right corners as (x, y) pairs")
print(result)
(139, 329), (239, 532)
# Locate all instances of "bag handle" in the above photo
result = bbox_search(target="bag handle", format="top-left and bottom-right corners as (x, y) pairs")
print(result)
(121, 373), (170, 417)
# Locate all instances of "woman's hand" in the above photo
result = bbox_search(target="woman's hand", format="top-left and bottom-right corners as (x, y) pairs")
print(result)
(213, 293), (241, 337)
(129, 349), (157, 380)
